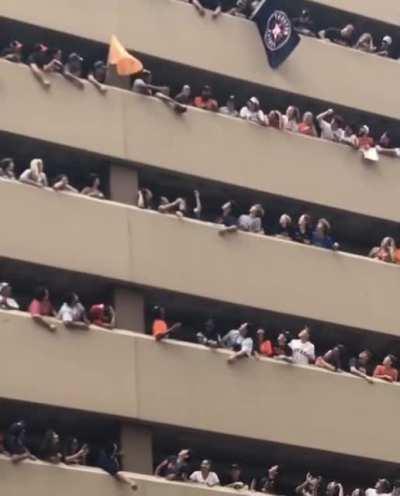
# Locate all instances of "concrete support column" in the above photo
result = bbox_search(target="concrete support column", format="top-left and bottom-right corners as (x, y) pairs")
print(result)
(121, 423), (153, 474)
(109, 163), (139, 206)
(114, 287), (145, 332)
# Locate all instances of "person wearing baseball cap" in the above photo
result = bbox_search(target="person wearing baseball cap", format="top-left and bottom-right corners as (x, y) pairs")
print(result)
(63, 52), (85, 89)
(239, 96), (267, 125)
(376, 35), (392, 57)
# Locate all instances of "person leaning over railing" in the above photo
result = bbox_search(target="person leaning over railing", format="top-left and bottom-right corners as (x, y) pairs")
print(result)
(132, 69), (187, 114)
(221, 322), (254, 364)
(315, 345), (346, 373)
(57, 292), (90, 330)
(95, 442), (138, 491)
(29, 286), (57, 332)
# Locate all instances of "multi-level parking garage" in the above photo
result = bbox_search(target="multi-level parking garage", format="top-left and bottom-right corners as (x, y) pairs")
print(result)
(1, 1), (400, 495)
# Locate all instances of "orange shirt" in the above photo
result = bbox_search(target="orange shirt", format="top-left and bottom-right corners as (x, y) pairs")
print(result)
(152, 318), (168, 338)
(193, 96), (218, 111)
(259, 340), (274, 357)
(373, 365), (398, 382)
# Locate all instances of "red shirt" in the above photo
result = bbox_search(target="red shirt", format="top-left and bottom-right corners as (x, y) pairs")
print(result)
(358, 136), (374, 150)
(29, 298), (54, 316)
(373, 365), (398, 382)
(89, 304), (107, 326)
(194, 96), (218, 111)
(298, 122), (316, 137)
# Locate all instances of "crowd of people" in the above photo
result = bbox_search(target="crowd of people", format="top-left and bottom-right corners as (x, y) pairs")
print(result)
(141, 186), (400, 262)
(0, 41), (107, 91)
(0, 283), (115, 332)
(2, 418), (399, 496)
(0, 420), (137, 490)
(2, 36), (400, 161)
(155, 448), (399, 496)
(0, 157), (105, 198)
(0, 278), (398, 385)
(151, 307), (400, 383)
(4, 150), (400, 263)
(182, 1), (397, 63)
(140, 189), (341, 250)
(1, 5), (399, 496)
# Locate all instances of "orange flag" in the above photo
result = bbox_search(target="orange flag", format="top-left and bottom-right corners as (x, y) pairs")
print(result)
(108, 35), (143, 76)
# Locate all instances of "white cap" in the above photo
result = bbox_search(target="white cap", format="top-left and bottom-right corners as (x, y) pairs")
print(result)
(383, 35), (392, 45)
(360, 125), (370, 134)
(249, 96), (259, 105)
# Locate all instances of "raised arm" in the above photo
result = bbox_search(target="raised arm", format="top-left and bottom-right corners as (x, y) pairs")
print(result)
(316, 108), (334, 123)
(193, 190), (202, 219)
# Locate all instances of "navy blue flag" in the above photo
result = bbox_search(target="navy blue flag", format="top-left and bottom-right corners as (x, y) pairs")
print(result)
(251, 0), (301, 69)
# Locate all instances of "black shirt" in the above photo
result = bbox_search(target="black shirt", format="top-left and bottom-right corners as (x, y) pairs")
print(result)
(162, 456), (190, 480)
(323, 349), (342, 371)
(255, 475), (281, 494)
(276, 226), (296, 240)
(294, 227), (312, 245)
(27, 51), (48, 68)
(222, 473), (249, 487)
(96, 450), (120, 476)
(4, 425), (27, 455)
(349, 357), (368, 375)
(216, 213), (238, 227)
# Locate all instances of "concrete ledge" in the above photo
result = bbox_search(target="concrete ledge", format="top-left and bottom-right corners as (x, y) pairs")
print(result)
(0, 311), (399, 462)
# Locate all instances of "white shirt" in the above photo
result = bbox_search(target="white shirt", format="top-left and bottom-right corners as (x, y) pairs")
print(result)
(238, 214), (262, 233)
(222, 329), (254, 355)
(0, 297), (19, 310)
(57, 302), (85, 323)
(289, 339), (315, 365)
(366, 490), (391, 496)
(19, 168), (48, 186)
(240, 106), (265, 124)
(318, 119), (344, 142)
(190, 471), (220, 486)
(282, 115), (298, 132)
